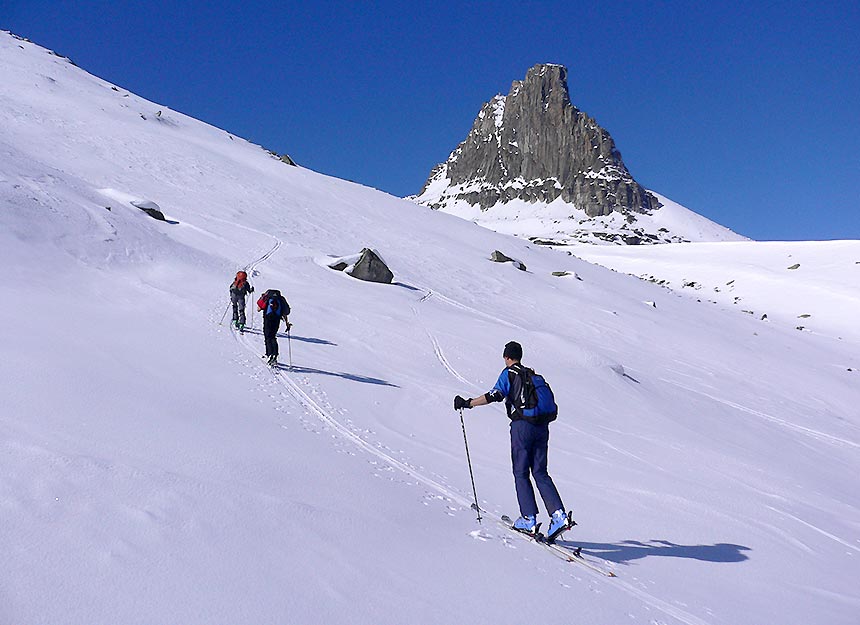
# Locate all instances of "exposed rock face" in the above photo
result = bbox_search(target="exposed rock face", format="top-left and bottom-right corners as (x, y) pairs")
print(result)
(413, 64), (660, 218)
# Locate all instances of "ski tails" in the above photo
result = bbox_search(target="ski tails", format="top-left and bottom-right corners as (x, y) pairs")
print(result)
(500, 515), (616, 577)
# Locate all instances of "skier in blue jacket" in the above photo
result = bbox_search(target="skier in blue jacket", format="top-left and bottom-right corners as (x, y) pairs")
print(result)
(454, 341), (574, 541)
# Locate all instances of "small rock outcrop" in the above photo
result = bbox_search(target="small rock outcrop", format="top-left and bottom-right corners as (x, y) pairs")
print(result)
(131, 199), (166, 221)
(490, 250), (526, 271)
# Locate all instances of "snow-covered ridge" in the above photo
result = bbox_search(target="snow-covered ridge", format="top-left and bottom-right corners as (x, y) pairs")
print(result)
(1, 31), (859, 625)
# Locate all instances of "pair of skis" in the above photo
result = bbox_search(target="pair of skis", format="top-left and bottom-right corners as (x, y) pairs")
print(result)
(499, 514), (616, 577)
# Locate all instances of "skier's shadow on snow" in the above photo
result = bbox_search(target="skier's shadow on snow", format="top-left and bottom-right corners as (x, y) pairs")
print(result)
(393, 282), (421, 292)
(241, 328), (336, 345)
(274, 364), (398, 387)
(276, 334), (336, 345)
(561, 539), (751, 565)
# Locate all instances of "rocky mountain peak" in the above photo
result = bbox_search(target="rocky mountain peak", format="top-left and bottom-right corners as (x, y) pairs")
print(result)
(412, 63), (680, 243)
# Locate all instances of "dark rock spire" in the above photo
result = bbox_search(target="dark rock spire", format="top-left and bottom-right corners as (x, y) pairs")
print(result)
(415, 64), (660, 217)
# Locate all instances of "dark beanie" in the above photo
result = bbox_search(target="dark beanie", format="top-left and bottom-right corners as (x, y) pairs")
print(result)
(503, 341), (523, 361)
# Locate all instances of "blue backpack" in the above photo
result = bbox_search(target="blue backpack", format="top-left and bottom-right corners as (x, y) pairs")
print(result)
(508, 366), (558, 424)
(265, 295), (281, 317)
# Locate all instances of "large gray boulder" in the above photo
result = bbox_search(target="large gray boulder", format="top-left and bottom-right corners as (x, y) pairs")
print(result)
(329, 248), (394, 284)
(350, 248), (393, 283)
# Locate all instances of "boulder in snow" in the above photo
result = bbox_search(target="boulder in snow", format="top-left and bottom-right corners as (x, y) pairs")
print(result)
(490, 250), (526, 271)
(328, 248), (393, 284)
(131, 199), (166, 221)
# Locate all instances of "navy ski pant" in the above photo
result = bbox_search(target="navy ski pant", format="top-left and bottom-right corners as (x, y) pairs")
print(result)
(263, 315), (280, 357)
(510, 419), (564, 518)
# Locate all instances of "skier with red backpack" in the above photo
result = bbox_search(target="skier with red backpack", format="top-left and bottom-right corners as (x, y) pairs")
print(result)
(229, 270), (254, 332)
(453, 341), (574, 542)
(256, 289), (291, 366)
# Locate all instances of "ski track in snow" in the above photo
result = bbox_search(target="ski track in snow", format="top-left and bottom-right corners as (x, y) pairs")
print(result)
(765, 505), (860, 554)
(411, 303), (479, 390)
(220, 238), (716, 625)
(661, 378), (860, 449)
(416, 289), (521, 330)
(233, 239), (475, 509)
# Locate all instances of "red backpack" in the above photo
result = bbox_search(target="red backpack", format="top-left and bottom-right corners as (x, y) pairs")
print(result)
(232, 271), (248, 290)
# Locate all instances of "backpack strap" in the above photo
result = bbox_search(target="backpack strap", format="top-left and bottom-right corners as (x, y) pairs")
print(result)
(505, 364), (527, 421)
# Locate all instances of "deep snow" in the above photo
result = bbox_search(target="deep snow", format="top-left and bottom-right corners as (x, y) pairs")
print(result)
(2, 31), (859, 625)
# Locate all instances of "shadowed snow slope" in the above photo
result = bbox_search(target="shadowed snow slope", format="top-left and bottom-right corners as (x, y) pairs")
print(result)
(1, 31), (859, 625)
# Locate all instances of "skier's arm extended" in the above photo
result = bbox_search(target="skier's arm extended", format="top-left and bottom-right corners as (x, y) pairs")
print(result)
(454, 370), (507, 410)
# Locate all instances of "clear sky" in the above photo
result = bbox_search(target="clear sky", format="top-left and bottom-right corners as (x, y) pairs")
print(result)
(5, 1), (859, 240)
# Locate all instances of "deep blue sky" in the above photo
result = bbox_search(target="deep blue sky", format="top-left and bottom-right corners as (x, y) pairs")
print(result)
(6, 1), (859, 240)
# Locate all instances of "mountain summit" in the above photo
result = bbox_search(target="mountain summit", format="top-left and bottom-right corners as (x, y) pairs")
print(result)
(412, 64), (744, 245)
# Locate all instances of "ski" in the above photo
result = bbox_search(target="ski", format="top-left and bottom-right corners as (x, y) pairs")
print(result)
(500, 515), (616, 577)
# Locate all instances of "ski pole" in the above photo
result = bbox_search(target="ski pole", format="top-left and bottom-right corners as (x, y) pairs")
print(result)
(459, 408), (482, 523)
(219, 302), (230, 325)
(287, 326), (293, 368)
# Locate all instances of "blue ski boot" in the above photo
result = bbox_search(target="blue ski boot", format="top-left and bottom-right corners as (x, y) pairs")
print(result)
(512, 514), (538, 536)
(546, 509), (575, 542)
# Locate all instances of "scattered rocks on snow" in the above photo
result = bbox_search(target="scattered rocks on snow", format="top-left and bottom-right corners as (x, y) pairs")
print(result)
(787, 263), (800, 270)
(265, 149), (298, 166)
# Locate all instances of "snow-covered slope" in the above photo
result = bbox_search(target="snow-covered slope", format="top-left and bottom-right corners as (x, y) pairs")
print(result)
(2, 31), (859, 625)
(415, 176), (747, 245)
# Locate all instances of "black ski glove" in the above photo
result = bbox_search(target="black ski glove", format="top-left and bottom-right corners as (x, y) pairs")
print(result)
(454, 395), (472, 411)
